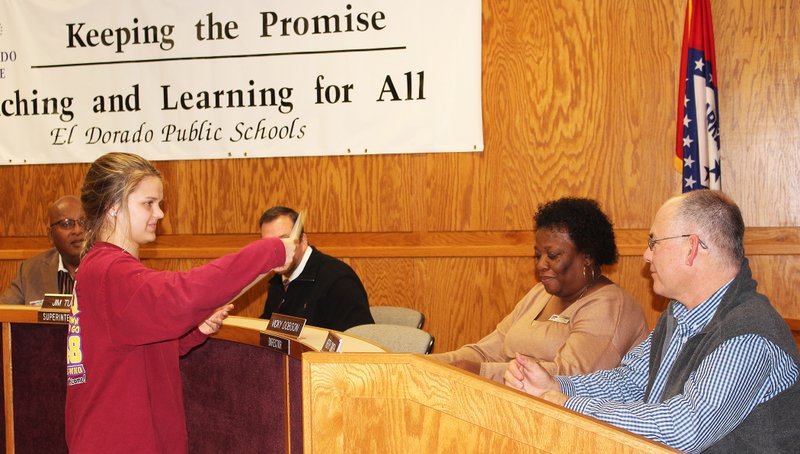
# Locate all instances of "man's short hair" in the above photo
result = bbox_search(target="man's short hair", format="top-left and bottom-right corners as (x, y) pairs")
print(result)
(258, 206), (304, 237)
(675, 190), (744, 267)
(259, 206), (298, 226)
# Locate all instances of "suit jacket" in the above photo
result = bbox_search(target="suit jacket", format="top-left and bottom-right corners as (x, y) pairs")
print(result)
(0, 248), (61, 305)
(260, 246), (374, 332)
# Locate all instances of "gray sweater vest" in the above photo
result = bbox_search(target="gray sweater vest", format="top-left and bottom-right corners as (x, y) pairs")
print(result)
(646, 259), (800, 453)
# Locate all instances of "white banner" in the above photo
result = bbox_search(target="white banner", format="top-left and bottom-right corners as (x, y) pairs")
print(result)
(0, 1), (482, 165)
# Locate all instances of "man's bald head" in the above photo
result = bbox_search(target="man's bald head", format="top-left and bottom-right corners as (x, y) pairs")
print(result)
(47, 195), (85, 269)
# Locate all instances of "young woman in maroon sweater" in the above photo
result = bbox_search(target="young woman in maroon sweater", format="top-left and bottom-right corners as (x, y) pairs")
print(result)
(66, 152), (295, 453)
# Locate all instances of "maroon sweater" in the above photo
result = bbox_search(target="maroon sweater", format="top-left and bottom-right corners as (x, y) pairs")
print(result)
(66, 239), (285, 453)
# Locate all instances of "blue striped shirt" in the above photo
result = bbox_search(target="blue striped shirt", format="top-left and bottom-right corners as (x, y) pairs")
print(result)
(556, 281), (799, 453)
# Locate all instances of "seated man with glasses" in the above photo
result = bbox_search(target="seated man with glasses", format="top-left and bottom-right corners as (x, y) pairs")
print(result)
(1, 195), (86, 305)
(505, 190), (799, 453)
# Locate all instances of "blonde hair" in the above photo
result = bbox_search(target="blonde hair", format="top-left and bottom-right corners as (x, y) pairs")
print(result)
(80, 152), (161, 256)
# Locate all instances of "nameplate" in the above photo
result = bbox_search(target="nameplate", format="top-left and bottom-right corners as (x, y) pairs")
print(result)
(321, 332), (342, 353)
(37, 293), (73, 323)
(42, 293), (73, 309)
(38, 310), (70, 324)
(548, 314), (571, 324)
(259, 332), (291, 355)
(266, 313), (306, 338)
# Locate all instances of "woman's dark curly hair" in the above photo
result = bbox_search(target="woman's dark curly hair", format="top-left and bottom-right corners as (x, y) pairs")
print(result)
(534, 197), (618, 266)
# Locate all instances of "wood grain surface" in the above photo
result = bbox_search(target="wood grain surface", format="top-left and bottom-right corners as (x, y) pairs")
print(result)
(302, 353), (677, 453)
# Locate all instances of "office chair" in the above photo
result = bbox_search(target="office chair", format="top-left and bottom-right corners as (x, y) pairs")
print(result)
(369, 306), (425, 329)
(345, 324), (434, 354)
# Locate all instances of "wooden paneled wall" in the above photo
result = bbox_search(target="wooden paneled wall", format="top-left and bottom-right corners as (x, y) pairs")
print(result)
(1, 0), (798, 353)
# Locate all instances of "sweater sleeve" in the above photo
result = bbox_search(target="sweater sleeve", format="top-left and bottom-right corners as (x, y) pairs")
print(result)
(102, 237), (285, 345)
(429, 286), (542, 368)
(178, 328), (208, 356)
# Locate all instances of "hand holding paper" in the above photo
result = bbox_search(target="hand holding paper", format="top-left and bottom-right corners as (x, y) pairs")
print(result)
(224, 211), (305, 305)
(273, 210), (304, 274)
(289, 211), (304, 241)
(272, 238), (297, 274)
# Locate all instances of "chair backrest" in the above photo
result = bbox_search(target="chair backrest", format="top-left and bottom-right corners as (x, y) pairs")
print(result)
(369, 306), (425, 329)
(345, 324), (434, 354)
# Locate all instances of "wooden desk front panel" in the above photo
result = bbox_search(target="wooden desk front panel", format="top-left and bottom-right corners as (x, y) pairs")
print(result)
(303, 353), (676, 454)
(0, 317), (300, 454)
(181, 338), (299, 454)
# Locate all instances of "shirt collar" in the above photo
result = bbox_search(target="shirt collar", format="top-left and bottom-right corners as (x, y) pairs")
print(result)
(284, 246), (313, 284)
(57, 253), (68, 273)
(671, 278), (734, 333)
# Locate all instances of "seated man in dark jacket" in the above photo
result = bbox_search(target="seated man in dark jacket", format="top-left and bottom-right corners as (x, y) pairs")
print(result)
(258, 206), (374, 331)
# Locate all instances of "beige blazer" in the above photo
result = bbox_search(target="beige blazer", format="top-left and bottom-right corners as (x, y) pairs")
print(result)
(0, 248), (60, 305)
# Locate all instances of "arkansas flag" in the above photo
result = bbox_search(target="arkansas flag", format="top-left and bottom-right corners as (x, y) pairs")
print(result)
(675, 0), (721, 192)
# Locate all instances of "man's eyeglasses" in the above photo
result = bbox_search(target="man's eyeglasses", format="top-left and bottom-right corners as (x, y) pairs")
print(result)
(647, 234), (708, 251)
(50, 218), (86, 230)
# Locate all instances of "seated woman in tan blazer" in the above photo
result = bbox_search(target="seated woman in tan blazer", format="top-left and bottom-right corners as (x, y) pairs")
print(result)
(430, 197), (648, 383)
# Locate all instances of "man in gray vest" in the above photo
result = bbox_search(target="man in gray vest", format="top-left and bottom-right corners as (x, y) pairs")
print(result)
(505, 190), (799, 453)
